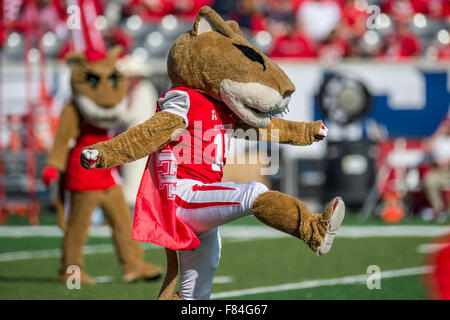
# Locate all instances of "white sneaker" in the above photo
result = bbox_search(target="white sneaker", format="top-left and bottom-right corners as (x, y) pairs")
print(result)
(316, 197), (345, 256)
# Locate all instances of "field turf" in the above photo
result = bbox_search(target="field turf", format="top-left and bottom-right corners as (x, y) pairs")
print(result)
(0, 213), (446, 300)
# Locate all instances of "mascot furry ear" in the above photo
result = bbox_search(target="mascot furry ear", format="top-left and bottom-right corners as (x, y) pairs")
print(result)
(81, 6), (345, 300)
(64, 52), (86, 65)
(192, 8), (236, 36)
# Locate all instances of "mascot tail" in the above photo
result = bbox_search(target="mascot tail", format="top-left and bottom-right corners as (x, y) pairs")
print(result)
(157, 248), (180, 300)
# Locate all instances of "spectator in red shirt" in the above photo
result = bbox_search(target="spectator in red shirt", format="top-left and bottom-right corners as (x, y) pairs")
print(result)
(318, 26), (349, 61)
(227, 0), (267, 36)
(438, 44), (450, 60)
(411, 0), (450, 20)
(341, 0), (369, 39)
(382, 0), (415, 24)
(124, 0), (174, 22)
(268, 20), (317, 58)
(380, 23), (422, 60)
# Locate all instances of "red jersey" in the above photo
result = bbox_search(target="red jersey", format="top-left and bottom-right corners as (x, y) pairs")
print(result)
(65, 124), (118, 191)
(158, 87), (236, 184)
(132, 88), (236, 250)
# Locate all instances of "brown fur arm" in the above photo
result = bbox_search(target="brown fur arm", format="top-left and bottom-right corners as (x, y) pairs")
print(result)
(46, 103), (80, 171)
(234, 117), (323, 146)
(86, 111), (185, 169)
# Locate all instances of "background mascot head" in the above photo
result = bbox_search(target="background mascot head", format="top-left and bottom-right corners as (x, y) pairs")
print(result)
(66, 46), (129, 129)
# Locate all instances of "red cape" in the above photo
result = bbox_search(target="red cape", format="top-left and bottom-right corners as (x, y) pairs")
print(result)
(131, 147), (200, 250)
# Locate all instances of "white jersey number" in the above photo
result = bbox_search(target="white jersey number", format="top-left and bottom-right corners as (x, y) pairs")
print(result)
(212, 132), (231, 172)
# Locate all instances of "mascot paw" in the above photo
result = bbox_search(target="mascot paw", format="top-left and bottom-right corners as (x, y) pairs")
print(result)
(42, 166), (59, 187)
(316, 197), (345, 256)
(80, 149), (99, 169)
(158, 292), (181, 300)
(123, 263), (164, 283)
(314, 123), (328, 142)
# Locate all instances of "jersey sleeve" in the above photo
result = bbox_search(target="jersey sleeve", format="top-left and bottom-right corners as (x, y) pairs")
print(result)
(157, 89), (190, 127)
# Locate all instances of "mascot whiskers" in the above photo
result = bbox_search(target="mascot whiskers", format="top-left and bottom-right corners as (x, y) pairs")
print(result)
(42, 46), (163, 284)
(80, 7), (345, 299)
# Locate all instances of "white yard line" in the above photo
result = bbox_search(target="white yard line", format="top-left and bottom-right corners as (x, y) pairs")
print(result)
(213, 276), (235, 284)
(0, 243), (158, 262)
(416, 242), (450, 254)
(93, 276), (116, 283)
(210, 265), (434, 299)
(0, 225), (109, 238)
(220, 225), (450, 241)
(0, 225), (448, 263)
(0, 225), (449, 239)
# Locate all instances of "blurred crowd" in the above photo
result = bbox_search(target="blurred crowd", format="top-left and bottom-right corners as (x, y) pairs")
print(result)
(1, 0), (450, 63)
(221, 0), (450, 61)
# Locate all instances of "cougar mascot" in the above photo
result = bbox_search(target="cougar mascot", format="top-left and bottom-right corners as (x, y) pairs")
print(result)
(80, 8), (345, 299)
(42, 46), (163, 284)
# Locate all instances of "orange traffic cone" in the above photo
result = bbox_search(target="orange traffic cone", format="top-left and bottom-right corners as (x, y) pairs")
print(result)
(381, 192), (405, 224)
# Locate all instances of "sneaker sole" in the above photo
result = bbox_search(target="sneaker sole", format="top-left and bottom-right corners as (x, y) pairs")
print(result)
(316, 197), (345, 256)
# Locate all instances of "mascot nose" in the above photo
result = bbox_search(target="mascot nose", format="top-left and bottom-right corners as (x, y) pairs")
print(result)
(283, 90), (294, 99)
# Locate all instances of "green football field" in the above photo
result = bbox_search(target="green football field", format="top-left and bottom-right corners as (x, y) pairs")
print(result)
(0, 213), (448, 300)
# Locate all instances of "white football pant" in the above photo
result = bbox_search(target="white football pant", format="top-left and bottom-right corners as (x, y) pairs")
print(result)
(175, 179), (269, 300)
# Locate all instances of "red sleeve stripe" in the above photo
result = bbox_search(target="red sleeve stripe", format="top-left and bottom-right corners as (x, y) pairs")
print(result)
(175, 196), (241, 209)
(192, 184), (237, 192)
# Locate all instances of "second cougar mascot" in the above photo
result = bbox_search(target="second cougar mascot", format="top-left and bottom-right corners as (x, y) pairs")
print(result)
(42, 46), (163, 284)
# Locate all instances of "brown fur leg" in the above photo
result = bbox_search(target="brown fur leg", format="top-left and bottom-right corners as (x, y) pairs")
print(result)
(251, 191), (335, 252)
(158, 249), (180, 300)
(56, 178), (67, 231)
(60, 191), (100, 282)
(100, 186), (163, 282)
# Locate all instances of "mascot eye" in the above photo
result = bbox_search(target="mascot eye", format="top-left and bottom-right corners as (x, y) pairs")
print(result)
(86, 73), (100, 88)
(232, 44), (266, 71)
(108, 72), (119, 87)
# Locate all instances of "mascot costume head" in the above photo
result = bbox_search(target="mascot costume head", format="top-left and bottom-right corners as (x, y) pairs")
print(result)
(66, 46), (129, 129)
(80, 7), (346, 299)
(167, 9), (295, 128)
